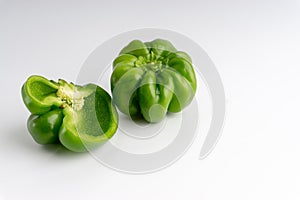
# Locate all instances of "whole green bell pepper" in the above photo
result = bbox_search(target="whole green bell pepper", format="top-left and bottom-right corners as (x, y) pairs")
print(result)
(22, 75), (118, 152)
(111, 39), (197, 123)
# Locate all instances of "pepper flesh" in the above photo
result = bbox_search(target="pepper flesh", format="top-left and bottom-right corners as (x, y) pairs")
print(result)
(111, 39), (197, 123)
(22, 75), (118, 152)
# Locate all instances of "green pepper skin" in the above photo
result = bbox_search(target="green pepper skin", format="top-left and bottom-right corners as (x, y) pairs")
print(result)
(111, 39), (197, 123)
(22, 75), (118, 152)
(27, 109), (63, 144)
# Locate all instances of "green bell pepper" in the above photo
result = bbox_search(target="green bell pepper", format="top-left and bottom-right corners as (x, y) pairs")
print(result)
(111, 39), (197, 123)
(22, 75), (118, 152)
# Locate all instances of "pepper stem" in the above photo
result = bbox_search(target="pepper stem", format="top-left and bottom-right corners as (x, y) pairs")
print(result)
(135, 52), (163, 72)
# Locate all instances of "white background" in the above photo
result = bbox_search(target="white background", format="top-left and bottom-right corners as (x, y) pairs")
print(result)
(0, 0), (300, 199)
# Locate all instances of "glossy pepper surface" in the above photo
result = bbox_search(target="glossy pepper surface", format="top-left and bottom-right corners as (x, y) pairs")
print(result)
(22, 75), (118, 152)
(111, 39), (197, 122)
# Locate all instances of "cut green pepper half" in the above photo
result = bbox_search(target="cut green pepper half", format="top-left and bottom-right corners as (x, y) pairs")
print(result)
(22, 75), (118, 152)
(111, 39), (197, 123)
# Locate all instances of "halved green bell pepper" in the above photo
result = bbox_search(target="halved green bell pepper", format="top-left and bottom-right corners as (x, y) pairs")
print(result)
(111, 39), (197, 123)
(22, 75), (118, 152)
